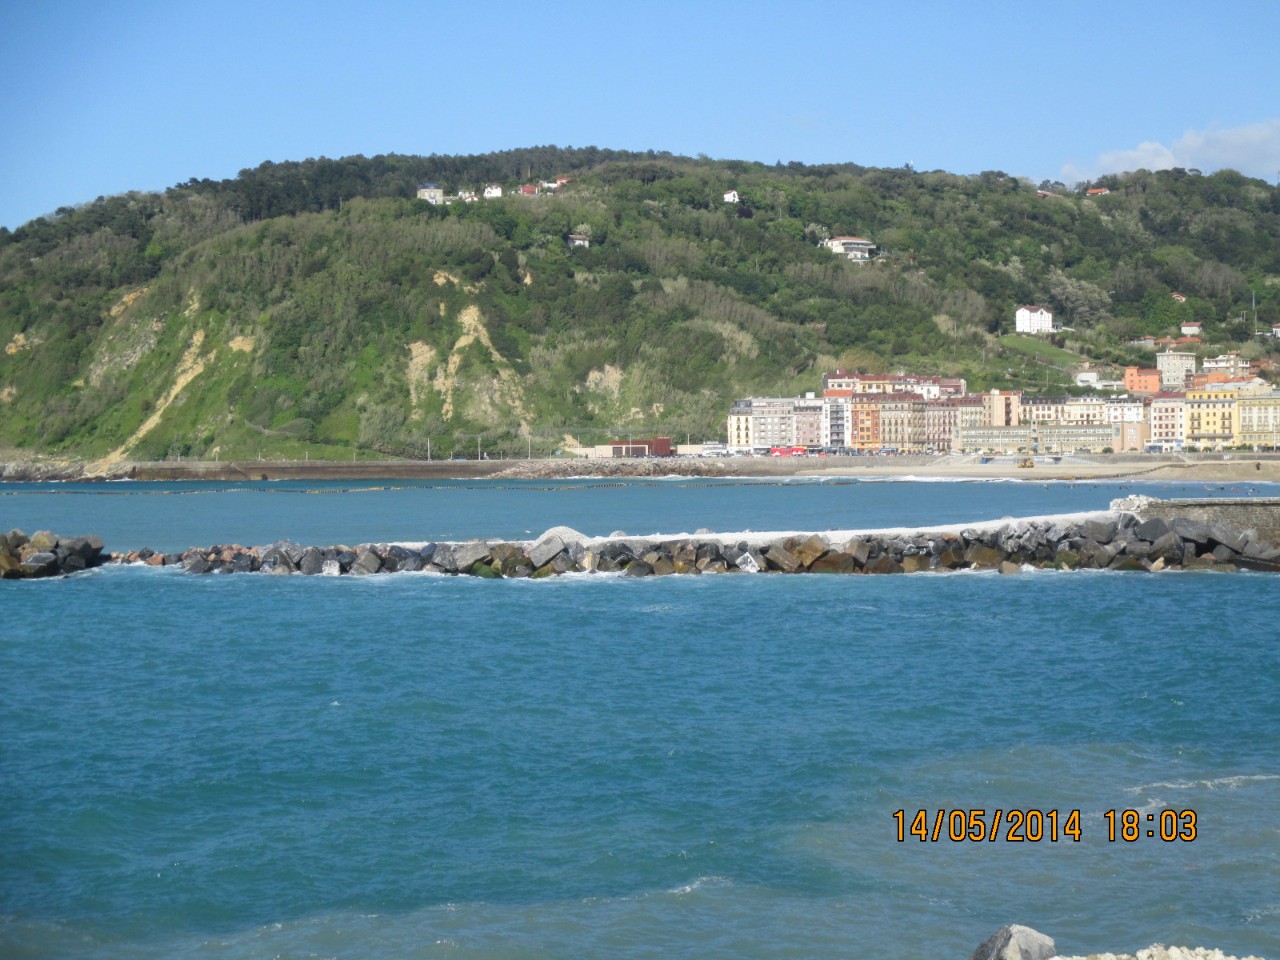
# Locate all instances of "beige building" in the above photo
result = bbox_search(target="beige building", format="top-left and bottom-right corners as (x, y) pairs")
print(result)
(1237, 393), (1280, 450)
(982, 390), (1023, 427)
(793, 395), (824, 449)
(957, 422), (1121, 454)
(877, 393), (927, 453)
(1021, 396), (1107, 424)
(923, 396), (983, 452)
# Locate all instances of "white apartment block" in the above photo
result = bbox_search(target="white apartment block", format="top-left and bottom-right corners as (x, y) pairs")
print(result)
(1201, 353), (1254, 379)
(822, 371), (966, 400)
(727, 397), (797, 450)
(1157, 351), (1196, 390)
(1148, 394), (1186, 451)
(1105, 397), (1146, 423)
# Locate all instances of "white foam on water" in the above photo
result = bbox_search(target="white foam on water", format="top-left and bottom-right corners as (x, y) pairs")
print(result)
(1125, 774), (1280, 793)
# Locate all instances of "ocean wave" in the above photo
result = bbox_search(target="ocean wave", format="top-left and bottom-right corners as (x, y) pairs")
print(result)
(666, 875), (734, 896)
(1125, 774), (1280, 793)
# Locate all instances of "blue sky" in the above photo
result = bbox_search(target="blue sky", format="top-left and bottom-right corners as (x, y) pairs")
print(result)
(2, 0), (1278, 230)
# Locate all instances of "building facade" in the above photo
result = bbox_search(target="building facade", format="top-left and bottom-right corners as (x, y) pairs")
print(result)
(1015, 306), (1053, 334)
(1185, 389), (1237, 450)
(1157, 351), (1196, 390)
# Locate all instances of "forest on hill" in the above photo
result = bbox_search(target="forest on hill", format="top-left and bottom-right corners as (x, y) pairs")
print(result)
(1, 146), (1278, 461)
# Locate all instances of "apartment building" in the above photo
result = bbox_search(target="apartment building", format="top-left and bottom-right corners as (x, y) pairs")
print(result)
(982, 390), (1022, 427)
(1157, 351), (1197, 390)
(878, 393), (928, 453)
(1148, 393), (1186, 451)
(727, 397), (798, 450)
(822, 370), (966, 400)
(1185, 388), (1237, 450)
(923, 396), (984, 452)
(1124, 367), (1162, 394)
(1236, 393), (1280, 450)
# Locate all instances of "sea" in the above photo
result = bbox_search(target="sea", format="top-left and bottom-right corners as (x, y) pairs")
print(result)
(2, 476), (1278, 960)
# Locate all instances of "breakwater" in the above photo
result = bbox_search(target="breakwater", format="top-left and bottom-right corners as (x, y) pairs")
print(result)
(0, 529), (108, 578)
(7, 499), (1278, 580)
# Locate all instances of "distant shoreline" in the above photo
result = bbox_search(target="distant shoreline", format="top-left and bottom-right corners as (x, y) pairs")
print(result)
(5, 453), (1280, 485)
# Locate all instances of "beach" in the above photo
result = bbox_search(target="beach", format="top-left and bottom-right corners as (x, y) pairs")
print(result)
(5, 452), (1280, 485)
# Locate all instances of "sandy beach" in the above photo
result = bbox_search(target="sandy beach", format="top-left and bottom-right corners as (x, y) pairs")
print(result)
(3, 452), (1280, 484)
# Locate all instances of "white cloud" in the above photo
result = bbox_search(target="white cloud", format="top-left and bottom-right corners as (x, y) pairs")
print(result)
(1062, 119), (1280, 183)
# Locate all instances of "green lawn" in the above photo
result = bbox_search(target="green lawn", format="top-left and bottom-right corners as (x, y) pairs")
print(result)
(997, 334), (1083, 367)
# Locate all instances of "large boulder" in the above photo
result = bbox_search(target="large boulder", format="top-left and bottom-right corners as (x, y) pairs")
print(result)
(528, 534), (566, 569)
(19, 552), (59, 577)
(452, 540), (492, 570)
(763, 543), (803, 573)
(349, 547), (382, 576)
(971, 924), (1056, 960)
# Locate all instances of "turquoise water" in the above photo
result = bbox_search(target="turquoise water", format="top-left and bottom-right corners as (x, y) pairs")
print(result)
(2, 480), (1278, 959)
(1, 476), (1273, 553)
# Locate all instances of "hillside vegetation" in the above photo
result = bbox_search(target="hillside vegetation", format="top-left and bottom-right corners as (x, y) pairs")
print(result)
(1, 147), (1278, 461)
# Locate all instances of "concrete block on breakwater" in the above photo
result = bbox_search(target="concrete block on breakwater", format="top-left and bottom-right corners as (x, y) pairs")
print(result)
(98, 499), (1280, 579)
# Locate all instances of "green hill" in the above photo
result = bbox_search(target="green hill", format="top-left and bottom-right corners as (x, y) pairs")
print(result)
(1, 148), (1278, 461)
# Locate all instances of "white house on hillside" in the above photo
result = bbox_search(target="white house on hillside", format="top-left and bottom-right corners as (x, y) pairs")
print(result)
(1015, 305), (1053, 335)
(416, 182), (445, 204)
(483, 184), (503, 199)
(723, 189), (739, 203)
(820, 236), (876, 261)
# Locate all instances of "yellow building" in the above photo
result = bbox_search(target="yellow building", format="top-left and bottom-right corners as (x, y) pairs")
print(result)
(1185, 388), (1237, 450)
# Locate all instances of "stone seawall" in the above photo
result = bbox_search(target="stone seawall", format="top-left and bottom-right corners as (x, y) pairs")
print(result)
(8, 500), (1278, 580)
(1122, 496), (1280, 546)
(109, 507), (1280, 578)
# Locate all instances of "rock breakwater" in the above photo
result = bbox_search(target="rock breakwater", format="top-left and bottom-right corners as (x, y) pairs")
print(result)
(109, 508), (1280, 578)
(1, 529), (108, 578)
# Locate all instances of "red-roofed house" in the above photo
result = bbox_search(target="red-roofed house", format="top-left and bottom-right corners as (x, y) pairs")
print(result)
(1180, 320), (1202, 336)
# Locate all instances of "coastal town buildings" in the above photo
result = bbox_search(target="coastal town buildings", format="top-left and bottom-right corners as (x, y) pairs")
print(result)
(727, 363), (1275, 456)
